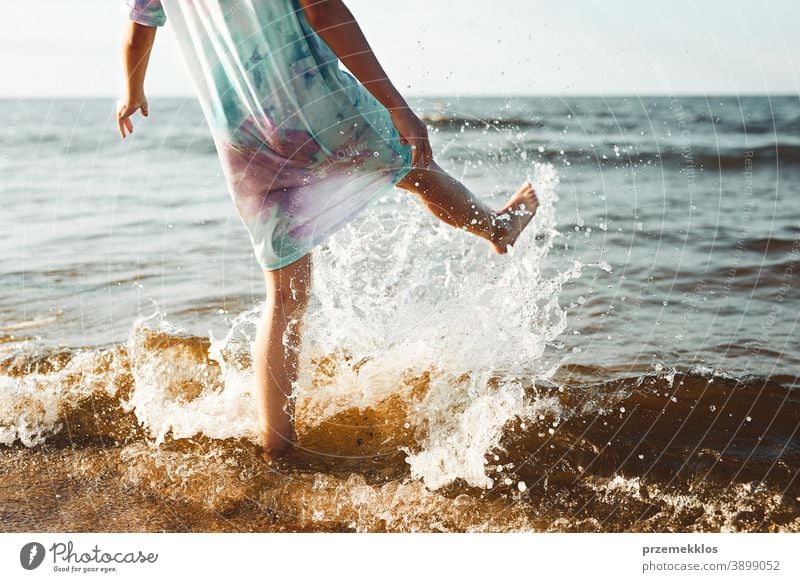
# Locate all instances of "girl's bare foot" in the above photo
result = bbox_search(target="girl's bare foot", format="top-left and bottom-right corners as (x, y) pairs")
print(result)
(490, 181), (539, 253)
(259, 429), (294, 463)
(261, 446), (292, 463)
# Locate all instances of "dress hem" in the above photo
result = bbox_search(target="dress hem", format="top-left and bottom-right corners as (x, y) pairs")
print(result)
(258, 160), (414, 271)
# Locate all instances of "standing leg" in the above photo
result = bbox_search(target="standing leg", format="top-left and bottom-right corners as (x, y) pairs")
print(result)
(396, 160), (539, 253)
(253, 252), (312, 459)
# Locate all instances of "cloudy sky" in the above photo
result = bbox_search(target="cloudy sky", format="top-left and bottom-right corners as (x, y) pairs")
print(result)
(1, 0), (798, 97)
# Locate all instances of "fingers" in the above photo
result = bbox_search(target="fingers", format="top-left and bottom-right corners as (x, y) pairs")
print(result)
(421, 137), (433, 169)
(117, 113), (127, 139)
(117, 113), (134, 139)
(409, 142), (421, 168)
(116, 100), (148, 139)
(416, 118), (433, 168)
(407, 132), (435, 170)
(116, 102), (125, 138)
(413, 137), (433, 170)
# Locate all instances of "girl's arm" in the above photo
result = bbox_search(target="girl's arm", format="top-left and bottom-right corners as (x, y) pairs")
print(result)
(299, 0), (432, 168)
(118, 21), (157, 138)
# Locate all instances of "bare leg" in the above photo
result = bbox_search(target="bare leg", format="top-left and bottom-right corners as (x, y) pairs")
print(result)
(396, 160), (539, 253)
(253, 253), (312, 460)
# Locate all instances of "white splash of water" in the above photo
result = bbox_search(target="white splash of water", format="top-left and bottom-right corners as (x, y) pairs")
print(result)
(298, 162), (582, 489)
(0, 348), (121, 446)
(123, 309), (259, 444)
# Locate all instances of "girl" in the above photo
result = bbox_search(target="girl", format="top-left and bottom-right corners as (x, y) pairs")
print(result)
(118, 0), (538, 460)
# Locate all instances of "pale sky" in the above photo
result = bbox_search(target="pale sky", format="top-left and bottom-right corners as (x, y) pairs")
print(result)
(1, 0), (798, 97)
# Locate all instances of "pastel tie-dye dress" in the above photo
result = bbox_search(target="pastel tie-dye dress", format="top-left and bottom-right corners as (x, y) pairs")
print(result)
(126, 0), (413, 270)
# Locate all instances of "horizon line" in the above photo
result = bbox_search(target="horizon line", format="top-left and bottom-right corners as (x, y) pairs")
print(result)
(1, 92), (798, 100)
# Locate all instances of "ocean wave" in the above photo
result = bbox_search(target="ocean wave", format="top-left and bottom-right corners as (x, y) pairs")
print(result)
(421, 112), (544, 129)
(2, 338), (797, 532)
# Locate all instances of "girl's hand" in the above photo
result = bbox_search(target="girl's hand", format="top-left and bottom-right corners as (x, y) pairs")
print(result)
(390, 107), (433, 169)
(117, 95), (149, 139)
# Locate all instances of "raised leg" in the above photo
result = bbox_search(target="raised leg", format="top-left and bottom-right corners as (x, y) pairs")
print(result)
(396, 160), (539, 253)
(253, 252), (312, 460)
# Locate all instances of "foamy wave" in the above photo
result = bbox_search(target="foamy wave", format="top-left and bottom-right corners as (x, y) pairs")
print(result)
(583, 473), (795, 533)
(116, 440), (539, 532)
(0, 348), (125, 446)
(123, 309), (263, 444)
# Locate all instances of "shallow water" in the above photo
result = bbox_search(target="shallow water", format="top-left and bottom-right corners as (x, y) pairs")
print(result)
(1, 96), (798, 531)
